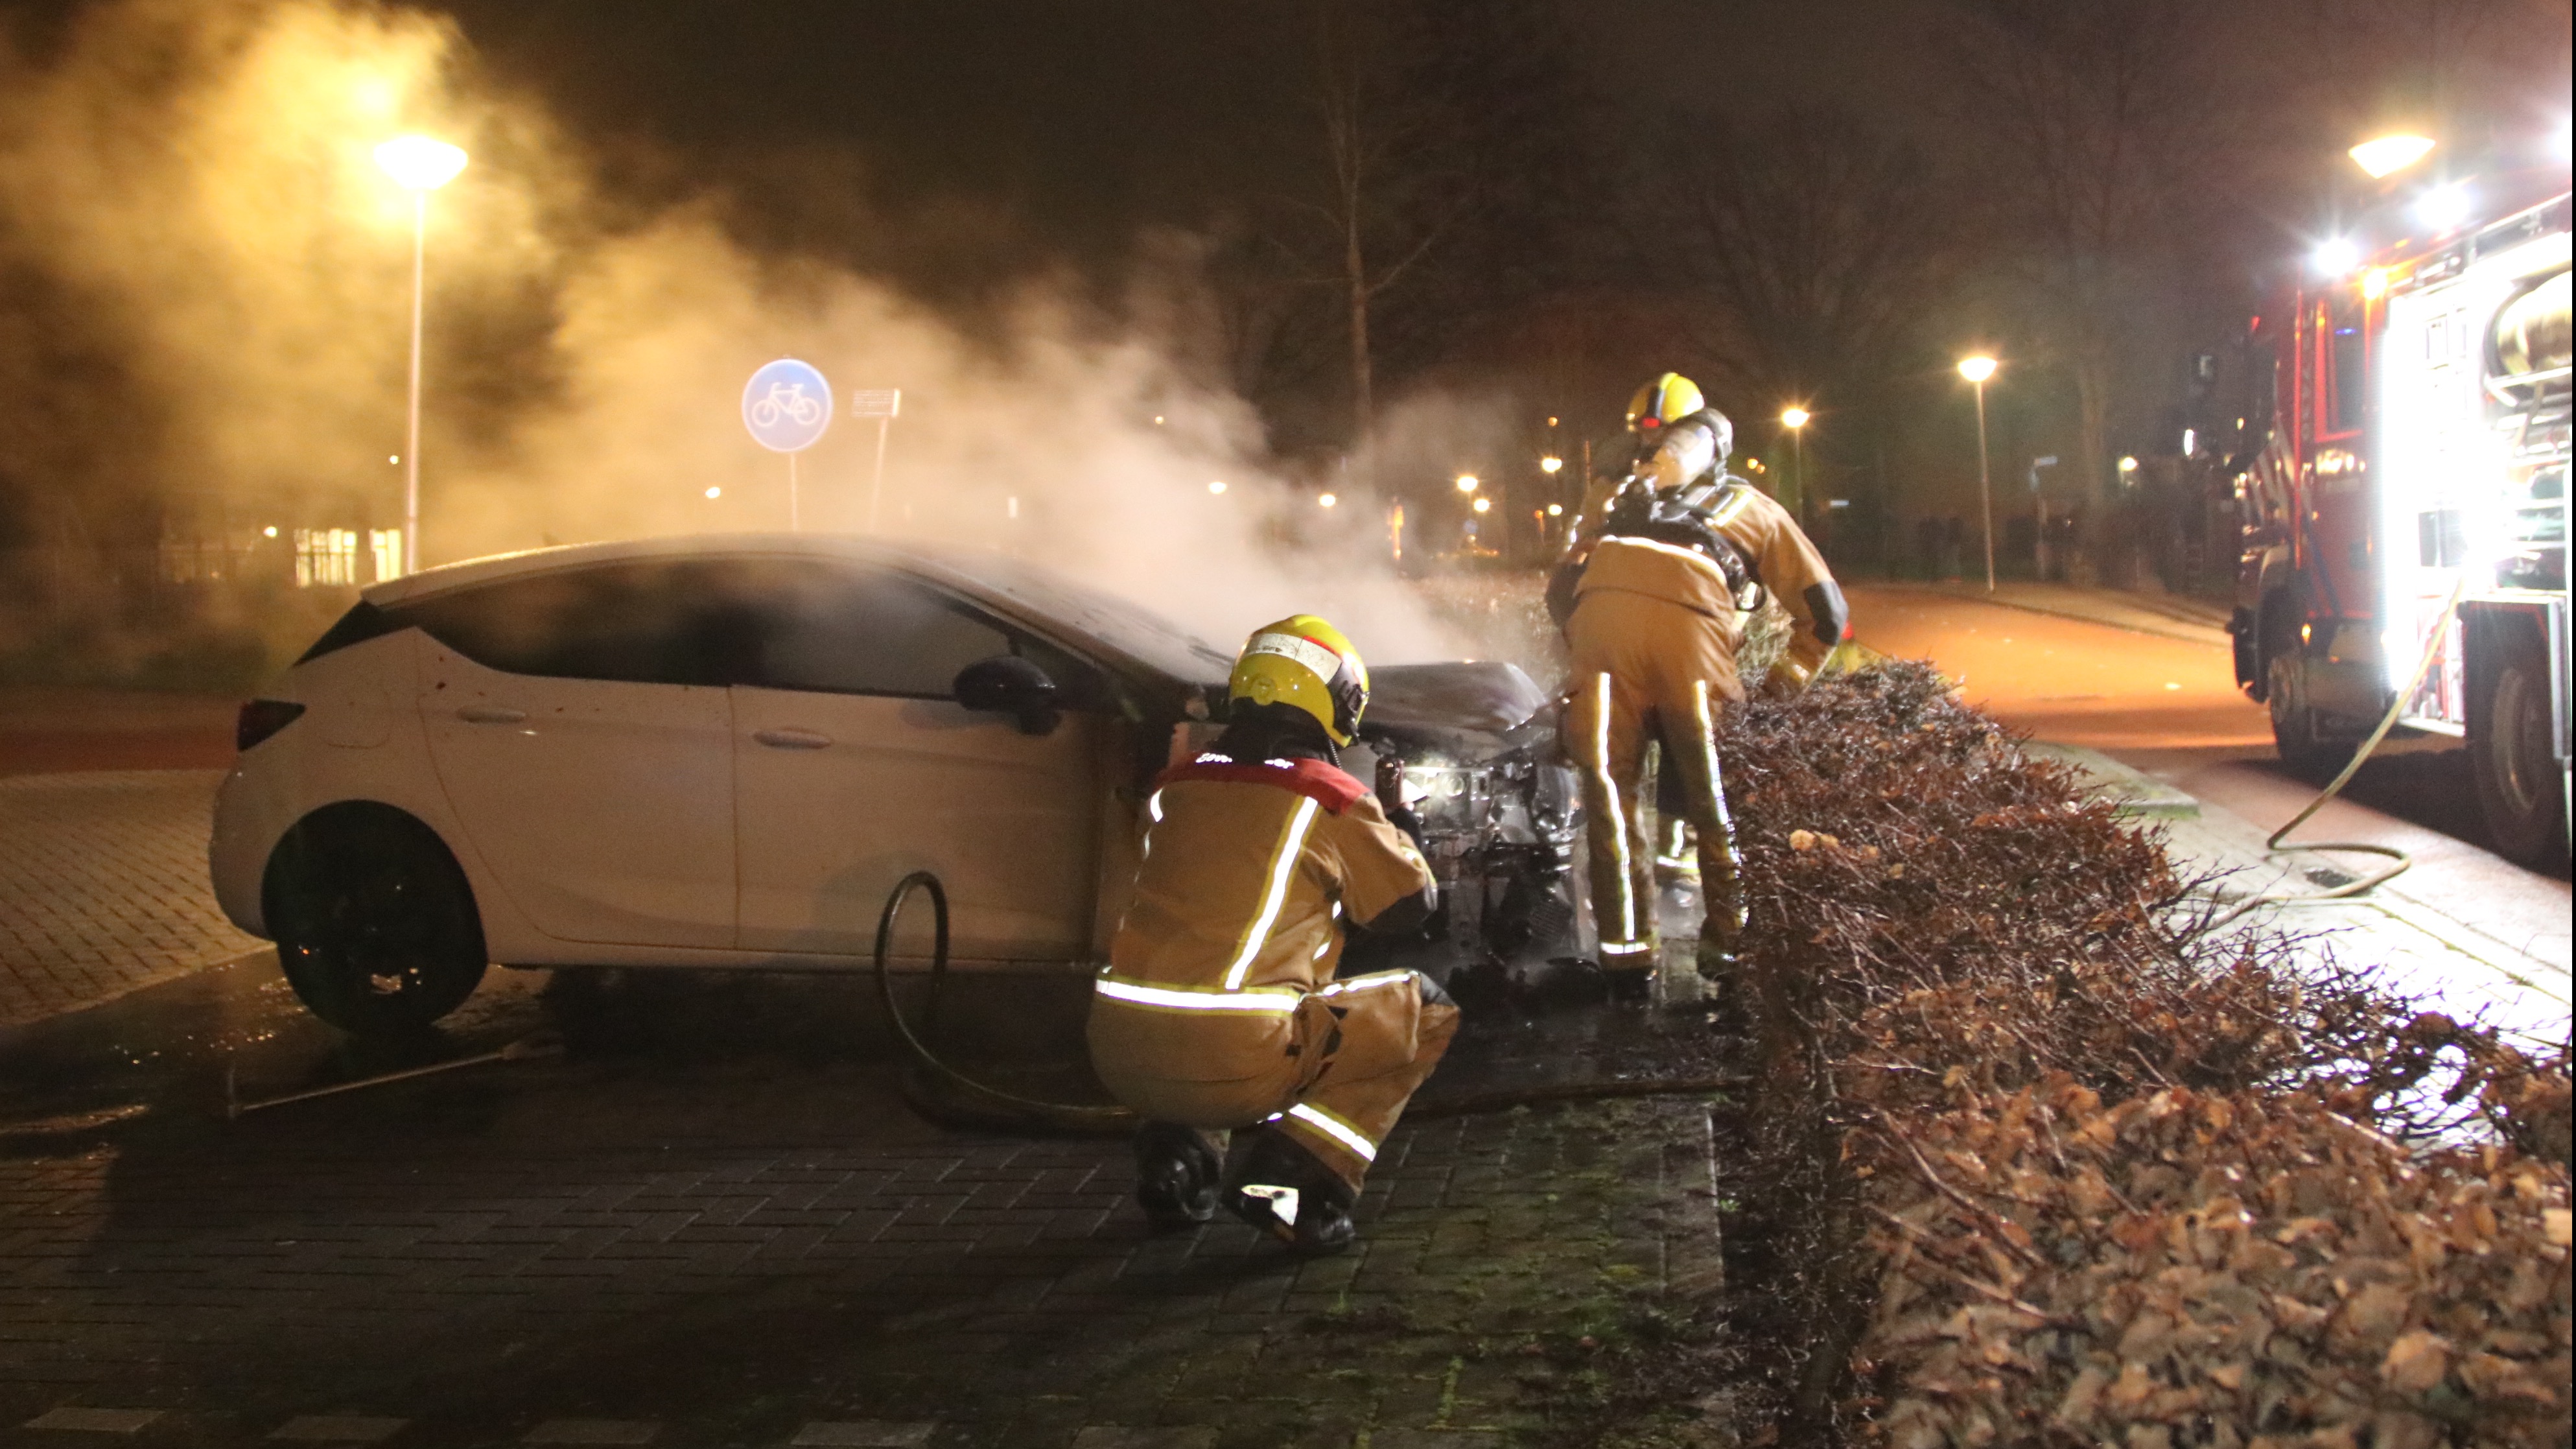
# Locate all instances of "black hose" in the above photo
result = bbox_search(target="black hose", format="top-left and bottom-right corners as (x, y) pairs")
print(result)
(872, 870), (1134, 1133)
(871, 871), (1746, 1137)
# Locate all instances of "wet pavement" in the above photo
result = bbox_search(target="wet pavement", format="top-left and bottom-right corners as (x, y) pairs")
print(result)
(2, 927), (1730, 1448)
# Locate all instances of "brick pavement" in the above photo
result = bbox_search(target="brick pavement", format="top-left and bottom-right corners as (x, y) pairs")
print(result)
(0, 1048), (1724, 1448)
(0, 770), (259, 1028)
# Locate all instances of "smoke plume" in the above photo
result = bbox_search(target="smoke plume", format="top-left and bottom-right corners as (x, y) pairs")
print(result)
(0, 0), (1464, 664)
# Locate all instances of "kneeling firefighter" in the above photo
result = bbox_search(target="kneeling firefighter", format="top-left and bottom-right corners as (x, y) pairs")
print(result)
(1086, 615), (1455, 1253)
(1549, 372), (1849, 996)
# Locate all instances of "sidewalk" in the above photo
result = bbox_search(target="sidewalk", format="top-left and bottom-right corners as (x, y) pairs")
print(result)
(2039, 744), (2571, 1050)
(0, 769), (259, 1028)
(1874, 580), (2232, 646)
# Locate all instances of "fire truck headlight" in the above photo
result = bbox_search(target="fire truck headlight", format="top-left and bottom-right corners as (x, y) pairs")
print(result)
(2415, 185), (2472, 232)
(2310, 237), (2361, 276)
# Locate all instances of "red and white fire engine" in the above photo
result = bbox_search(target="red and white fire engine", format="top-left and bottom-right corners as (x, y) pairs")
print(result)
(2232, 171), (2569, 866)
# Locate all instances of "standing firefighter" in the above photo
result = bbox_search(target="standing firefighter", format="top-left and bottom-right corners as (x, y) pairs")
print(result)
(1088, 616), (1454, 1253)
(1550, 372), (1850, 996)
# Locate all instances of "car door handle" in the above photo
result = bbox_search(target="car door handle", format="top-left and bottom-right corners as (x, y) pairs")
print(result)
(753, 727), (833, 750)
(456, 705), (527, 725)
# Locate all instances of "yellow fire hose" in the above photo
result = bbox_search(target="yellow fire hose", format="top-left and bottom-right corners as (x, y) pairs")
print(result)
(2211, 575), (2472, 927)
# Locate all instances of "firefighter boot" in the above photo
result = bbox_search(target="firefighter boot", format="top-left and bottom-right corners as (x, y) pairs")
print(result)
(1226, 1128), (1357, 1253)
(1134, 1121), (1223, 1231)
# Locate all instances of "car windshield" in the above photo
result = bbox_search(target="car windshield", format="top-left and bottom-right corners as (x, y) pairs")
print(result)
(912, 550), (1233, 685)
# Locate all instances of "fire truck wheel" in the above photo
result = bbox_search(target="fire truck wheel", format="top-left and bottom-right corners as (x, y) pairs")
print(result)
(2469, 637), (2568, 868)
(2266, 651), (2355, 781)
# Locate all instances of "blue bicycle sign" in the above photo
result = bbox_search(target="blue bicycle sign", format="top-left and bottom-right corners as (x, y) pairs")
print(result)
(742, 359), (834, 452)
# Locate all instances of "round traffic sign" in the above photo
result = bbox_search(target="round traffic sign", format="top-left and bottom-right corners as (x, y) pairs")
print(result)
(742, 359), (834, 453)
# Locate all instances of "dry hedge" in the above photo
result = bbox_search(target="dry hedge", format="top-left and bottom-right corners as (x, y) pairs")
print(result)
(1710, 661), (2571, 1447)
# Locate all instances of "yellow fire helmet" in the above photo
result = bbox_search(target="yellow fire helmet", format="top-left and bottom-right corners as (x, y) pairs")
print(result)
(1625, 371), (1705, 433)
(1229, 614), (1370, 746)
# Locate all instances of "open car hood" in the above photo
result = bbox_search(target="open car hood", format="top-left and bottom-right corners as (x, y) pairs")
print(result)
(1364, 661), (1552, 738)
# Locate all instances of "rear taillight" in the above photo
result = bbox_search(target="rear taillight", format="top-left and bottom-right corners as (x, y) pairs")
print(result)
(236, 700), (307, 751)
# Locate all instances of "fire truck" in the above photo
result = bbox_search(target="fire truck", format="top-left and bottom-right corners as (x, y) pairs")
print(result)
(2230, 179), (2570, 866)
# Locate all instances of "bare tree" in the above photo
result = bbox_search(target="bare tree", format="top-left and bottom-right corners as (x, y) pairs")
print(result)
(1942, 0), (2248, 509)
(1648, 105), (1959, 421)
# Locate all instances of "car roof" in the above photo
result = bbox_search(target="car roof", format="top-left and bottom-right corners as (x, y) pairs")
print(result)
(366, 533), (1233, 687)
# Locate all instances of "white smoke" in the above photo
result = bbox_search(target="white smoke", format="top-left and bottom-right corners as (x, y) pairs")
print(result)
(0, 0), (1468, 665)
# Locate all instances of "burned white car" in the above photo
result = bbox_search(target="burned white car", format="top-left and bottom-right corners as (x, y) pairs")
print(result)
(211, 535), (1581, 1033)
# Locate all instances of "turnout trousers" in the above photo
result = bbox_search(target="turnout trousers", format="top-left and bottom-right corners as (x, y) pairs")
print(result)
(1561, 587), (1748, 976)
(1090, 974), (1460, 1191)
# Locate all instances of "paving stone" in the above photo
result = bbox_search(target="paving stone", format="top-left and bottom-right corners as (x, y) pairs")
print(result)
(21, 1406), (163, 1432)
(787, 1422), (938, 1446)
(1068, 1430), (1216, 1449)
(0, 771), (258, 1028)
(267, 1416), (408, 1442)
(523, 1420), (660, 1444)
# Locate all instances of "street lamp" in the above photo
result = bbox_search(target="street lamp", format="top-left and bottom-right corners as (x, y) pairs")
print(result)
(374, 135), (467, 576)
(1539, 456), (1563, 475)
(1455, 473), (1480, 493)
(1780, 406), (1810, 510)
(1957, 355), (1998, 592)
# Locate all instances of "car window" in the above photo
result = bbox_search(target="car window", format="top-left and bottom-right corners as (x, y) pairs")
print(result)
(736, 563), (1014, 698)
(394, 562), (747, 686)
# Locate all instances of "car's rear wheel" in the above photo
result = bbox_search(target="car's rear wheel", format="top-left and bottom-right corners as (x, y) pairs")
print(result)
(264, 803), (487, 1034)
(2470, 632), (2570, 869)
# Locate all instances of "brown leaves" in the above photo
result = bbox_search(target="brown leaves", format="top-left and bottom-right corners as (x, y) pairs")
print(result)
(1706, 664), (2574, 1446)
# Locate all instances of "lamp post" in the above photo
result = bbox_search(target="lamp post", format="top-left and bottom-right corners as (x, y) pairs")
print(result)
(374, 135), (468, 576)
(1780, 406), (1809, 512)
(1957, 355), (1998, 592)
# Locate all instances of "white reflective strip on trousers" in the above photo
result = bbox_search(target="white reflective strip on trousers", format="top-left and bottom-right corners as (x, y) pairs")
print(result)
(1315, 970), (1412, 997)
(1587, 671), (1637, 943)
(1691, 680), (1733, 836)
(1223, 795), (1320, 990)
(1093, 977), (1301, 1013)
(1285, 1102), (1377, 1162)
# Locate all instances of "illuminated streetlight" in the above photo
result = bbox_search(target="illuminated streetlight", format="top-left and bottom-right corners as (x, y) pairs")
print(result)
(373, 134), (468, 576)
(1539, 456), (1563, 475)
(2118, 456), (2139, 475)
(1455, 473), (1480, 493)
(2348, 134), (2435, 180)
(1780, 406), (1810, 429)
(1471, 497), (1492, 513)
(1546, 503), (1563, 517)
(2310, 237), (2361, 277)
(705, 486), (722, 499)
(1207, 480), (1228, 495)
(1318, 492), (1338, 508)
(1957, 355), (1999, 591)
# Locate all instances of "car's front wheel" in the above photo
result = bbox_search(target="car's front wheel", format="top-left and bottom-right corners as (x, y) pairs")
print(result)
(264, 803), (488, 1034)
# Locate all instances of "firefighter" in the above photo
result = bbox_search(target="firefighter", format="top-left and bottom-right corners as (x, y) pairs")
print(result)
(1551, 372), (1849, 999)
(1087, 615), (1453, 1254)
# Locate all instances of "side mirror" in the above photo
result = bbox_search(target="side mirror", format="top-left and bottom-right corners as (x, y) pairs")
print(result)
(954, 655), (1060, 736)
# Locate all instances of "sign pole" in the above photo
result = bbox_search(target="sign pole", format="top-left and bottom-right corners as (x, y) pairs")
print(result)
(789, 451), (801, 532)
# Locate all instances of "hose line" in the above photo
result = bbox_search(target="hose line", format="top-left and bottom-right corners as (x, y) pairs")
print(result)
(870, 871), (1744, 1137)
(2212, 575), (2470, 928)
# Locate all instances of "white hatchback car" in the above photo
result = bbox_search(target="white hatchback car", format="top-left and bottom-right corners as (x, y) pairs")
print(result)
(212, 535), (1575, 1034)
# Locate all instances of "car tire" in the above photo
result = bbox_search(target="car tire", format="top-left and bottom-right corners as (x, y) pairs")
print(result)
(2469, 633), (2569, 869)
(2266, 647), (2356, 781)
(264, 803), (488, 1035)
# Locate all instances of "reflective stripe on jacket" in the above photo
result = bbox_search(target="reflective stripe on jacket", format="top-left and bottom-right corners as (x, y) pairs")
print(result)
(1090, 757), (1435, 1082)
